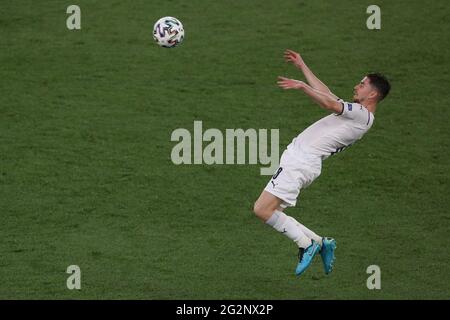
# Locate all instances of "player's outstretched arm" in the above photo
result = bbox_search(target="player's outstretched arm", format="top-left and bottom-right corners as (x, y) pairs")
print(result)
(284, 49), (339, 100)
(277, 76), (343, 114)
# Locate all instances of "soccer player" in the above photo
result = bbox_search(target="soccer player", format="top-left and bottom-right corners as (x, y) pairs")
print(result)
(253, 49), (390, 276)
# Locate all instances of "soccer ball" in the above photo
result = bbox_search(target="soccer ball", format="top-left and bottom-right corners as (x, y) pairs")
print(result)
(153, 16), (184, 48)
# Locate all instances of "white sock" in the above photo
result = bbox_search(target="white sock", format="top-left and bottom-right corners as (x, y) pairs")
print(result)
(266, 211), (312, 248)
(290, 217), (323, 246)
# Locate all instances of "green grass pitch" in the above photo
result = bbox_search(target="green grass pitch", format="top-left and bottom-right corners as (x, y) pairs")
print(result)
(0, 0), (449, 299)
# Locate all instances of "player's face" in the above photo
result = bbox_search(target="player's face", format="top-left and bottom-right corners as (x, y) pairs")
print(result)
(353, 77), (375, 103)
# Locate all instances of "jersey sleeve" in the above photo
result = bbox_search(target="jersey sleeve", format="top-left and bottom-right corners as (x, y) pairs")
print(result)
(336, 101), (373, 126)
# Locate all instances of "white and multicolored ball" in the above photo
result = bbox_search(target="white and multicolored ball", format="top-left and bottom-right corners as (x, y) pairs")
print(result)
(153, 16), (184, 48)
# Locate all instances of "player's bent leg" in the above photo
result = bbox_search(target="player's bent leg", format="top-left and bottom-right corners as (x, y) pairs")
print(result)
(253, 190), (284, 222)
(253, 190), (322, 277)
(254, 191), (309, 248)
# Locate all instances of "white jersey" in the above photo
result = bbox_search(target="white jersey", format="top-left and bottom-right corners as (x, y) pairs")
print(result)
(287, 100), (375, 160)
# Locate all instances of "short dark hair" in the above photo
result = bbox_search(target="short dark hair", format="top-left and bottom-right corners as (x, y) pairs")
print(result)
(366, 73), (391, 101)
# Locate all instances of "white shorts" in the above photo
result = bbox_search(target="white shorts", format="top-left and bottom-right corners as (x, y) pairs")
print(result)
(264, 149), (322, 208)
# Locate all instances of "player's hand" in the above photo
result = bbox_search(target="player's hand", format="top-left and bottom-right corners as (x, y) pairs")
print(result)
(277, 76), (305, 90)
(284, 49), (304, 68)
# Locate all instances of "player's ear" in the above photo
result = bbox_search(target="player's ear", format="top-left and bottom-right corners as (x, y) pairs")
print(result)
(368, 89), (378, 101)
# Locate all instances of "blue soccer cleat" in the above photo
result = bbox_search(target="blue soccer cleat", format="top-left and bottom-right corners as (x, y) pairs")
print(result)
(320, 237), (337, 274)
(295, 240), (321, 276)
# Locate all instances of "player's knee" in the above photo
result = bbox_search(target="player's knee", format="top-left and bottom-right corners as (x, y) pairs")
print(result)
(253, 201), (262, 217)
(253, 201), (269, 220)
